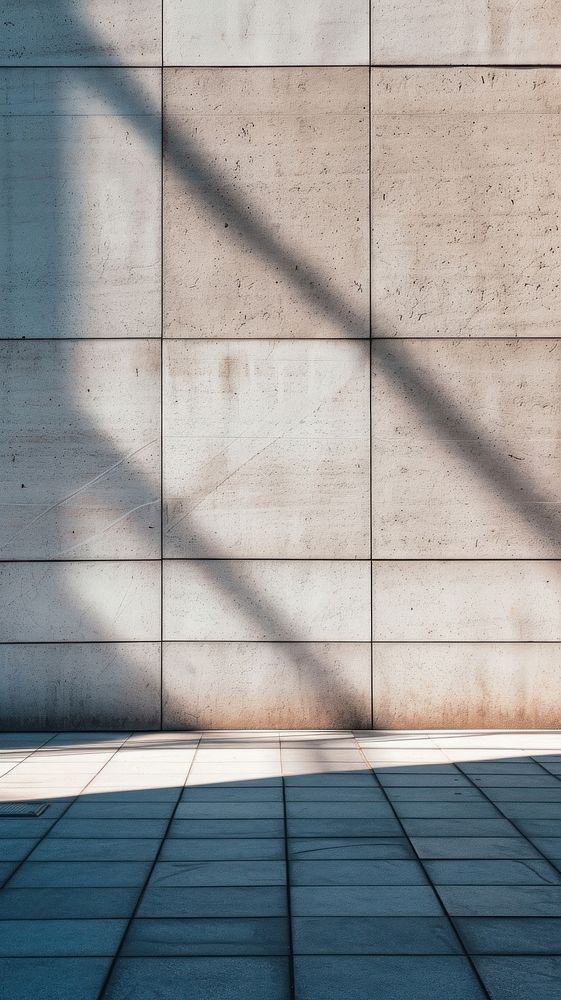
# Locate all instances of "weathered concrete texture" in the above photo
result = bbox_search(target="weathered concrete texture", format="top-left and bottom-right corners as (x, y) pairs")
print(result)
(371, 70), (561, 339)
(372, 644), (561, 729)
(164, 68), (369, 339)
(0, 69), (160, 338)
(0, 0), (161, 65)
(164, 561), (370, 641)
(163, 643), (371, 729)
(164, 2), (369, 66)
(0, 341), (160, 559)
(0, 563), (160, 642)
(0, 644), (160, 729)
(373, 561), (561, 641)
(372, 339), (561, 558)
(371, 1), (561, 65)
(164, 340), (369, 558)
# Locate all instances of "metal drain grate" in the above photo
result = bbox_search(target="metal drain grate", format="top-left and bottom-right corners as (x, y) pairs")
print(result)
(0, 802), (48, 817)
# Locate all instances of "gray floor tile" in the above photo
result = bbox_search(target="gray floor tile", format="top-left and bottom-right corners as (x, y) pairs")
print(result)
(137, 886), (287, 918)
(288, 839), (415, 860)
(439, 885), (561, 916)
(293, 956), (486, 999)
(174, 802), (284, 819)
(168, 820), (284, 838)
(0, 888), (140, 918)
(290, 860), (427, 885)
(378, 775), (471, 787)
(9, 862), (153, 888)
(514, 821), (561, 838)
(386, 788), (483, 802)
(475, 956), (561, 999)
(287, 819), (402, 838)
(148, 861), (286, 887)
(49, 819), (168, 839)
(412, 838), (542, 860)
(292, 917), (461, 955)
(460, 764), (543, 775)
(532, 840), (561, 860)
(402, 819), (518, 837)
(160, 838), (285, 861)
(122, 917), (289, 956)
(497, 804), (561, 819)
(81, 789), (180, 803)
(0, 957), (111, 1000)
(0, 919), (126, 956)
(457, 917), (561, 955)
(290, 885), (443, 916)
(29, 838), (161, 862)
(486, 789), (561, 803)
(284, 774), (376, 787)
(426, 860), (561, 885)
(471, 775), (558, 788)
(104, 957), (290, 1000)
(0, 862), (18, 884)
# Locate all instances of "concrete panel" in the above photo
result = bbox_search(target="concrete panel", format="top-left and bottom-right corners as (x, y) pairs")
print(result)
(0, 644), (160, 729)
(372, 339), (561, 558)
(164, 68), (369, 339)
(164, 340), (369, 558)
(164, 561), (370, 641)
(373, 562), (561, 641)
(371, 2), (561, 65)
(371, 70), (561, 339)
(0, 341), (160, 559)
(0, 563), (160, 642)
(1, 69), (160, 338)
(373, 644), (561, 729)
(163, 642), (371, 729)
(0, 1), (161, 65)
(164, 2), (369, 66)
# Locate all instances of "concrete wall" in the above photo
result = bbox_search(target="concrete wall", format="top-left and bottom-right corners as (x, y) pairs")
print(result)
(1, 3), (560, 728)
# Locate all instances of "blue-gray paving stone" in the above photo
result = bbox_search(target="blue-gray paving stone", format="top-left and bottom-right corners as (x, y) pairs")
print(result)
(148, 861), (286, 887)
(168, 819), (284, 838)
(402, 818), (518, 837)
(0, 957), (111, 1000)
(285, 802), (393, 819)
(104, 956), (290, 1000)
(377, 774), (471, 787)
(0, 840), (38, 862)
(290, 885), (443, 916)
(0, 861), (18, 883)
(487, 789), (561, 802)
(9, 861), (153, 888)
(82, 789), (180, 803)
(439, 885), (561, 916)
(0, 820), (54, 838)
(495, 804), (561, 819)
(393, 802), (501, 819)
(386, 788), (484, 802)
(64, 802), (174, 819)
(459, 763), (543, 775)
(287, 818), (402, 838)
(426, 860), (561, 885)
(160, 838), (285, 861)
(532, 840), (561, 860)
(0, 887), (141, 918)
(29, 838), (161, 862)
(412, 838), (542, 860)
(49, 819), (168, 839)
(457, 918), (561, 955)
(0, 919), (126, 957)
(372, 765), (459, 775)
(122, 917), (290, 956)
(471, 775), (558, 787)
(475, 956), (561, 999)
(174, 802), (284, 819)
(284, 773), (376, 787)
(181, 786), (282, 801)
(294, 956), (486, 999)
(514, 820), (561, 838)
(137, 886), (287, 918)
(288, 838), (415, 860)
(285, 787), (385, 802)
(290, 860), (427, 885)
(292, 917), (461, 955)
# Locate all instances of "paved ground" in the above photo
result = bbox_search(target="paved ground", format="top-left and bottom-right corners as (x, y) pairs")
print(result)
(1, 731), (561, 998)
